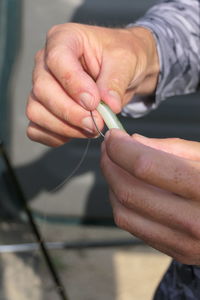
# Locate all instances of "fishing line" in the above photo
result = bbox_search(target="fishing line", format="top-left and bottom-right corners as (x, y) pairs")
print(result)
(36, 102), (123, 293)
(37, 116), (102, 264)
(51, 101), (125, 193)
(34, 102), (124, 247)
(90, 111), (105, 138)
(51, 138), (92, 193)
(51, 107), (109, 192)
(0, 102), (124, 299)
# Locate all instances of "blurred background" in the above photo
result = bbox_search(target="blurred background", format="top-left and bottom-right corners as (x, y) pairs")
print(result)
(0, 0), (199, 299)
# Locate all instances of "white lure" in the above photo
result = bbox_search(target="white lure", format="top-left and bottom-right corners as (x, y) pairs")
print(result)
(96, 101), (126, 132)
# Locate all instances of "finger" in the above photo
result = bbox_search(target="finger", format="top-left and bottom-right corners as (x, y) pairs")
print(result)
(27, 122), (70, 147)
(101, 149), (200, 238)
(33, 53), (104, 134)
(26, 95), (97, 139)
(109, 191), (200, 265)
(104, 129), (200, 200)
(96, 50), (137, 113)
(45, 25), (100, 110)
(133, 134), (200, 161)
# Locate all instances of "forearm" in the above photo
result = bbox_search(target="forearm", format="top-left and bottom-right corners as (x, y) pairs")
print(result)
(124, 0), (200, 118)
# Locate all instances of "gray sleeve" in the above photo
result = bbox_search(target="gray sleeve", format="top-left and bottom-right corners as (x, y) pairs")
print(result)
(123, 0), (200, 118)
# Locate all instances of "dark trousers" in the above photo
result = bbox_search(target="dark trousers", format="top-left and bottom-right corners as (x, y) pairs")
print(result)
(153, 260), (200, 300)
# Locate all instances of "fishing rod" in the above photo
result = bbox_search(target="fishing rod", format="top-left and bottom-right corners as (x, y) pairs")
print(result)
(0, 141), (69, 300)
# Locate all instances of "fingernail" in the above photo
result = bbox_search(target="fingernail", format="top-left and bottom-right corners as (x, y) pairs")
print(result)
(108, 90), (121, 107)
(82, 116), (97, 133)
(80, 92), (94, 109)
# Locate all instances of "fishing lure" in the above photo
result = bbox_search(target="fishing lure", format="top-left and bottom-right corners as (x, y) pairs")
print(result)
(91, 101), (126, 137)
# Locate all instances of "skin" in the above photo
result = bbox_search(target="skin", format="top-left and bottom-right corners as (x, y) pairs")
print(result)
(26, 22), (200, 264)
(26, 23), (159, 146)
(101, 129), (200, 265)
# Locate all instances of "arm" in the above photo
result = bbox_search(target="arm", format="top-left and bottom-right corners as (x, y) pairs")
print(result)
(123, 0), (200, 118)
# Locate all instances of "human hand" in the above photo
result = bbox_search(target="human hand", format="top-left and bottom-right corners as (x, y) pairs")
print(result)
(26, 23), (159, 146)
(101, 129), (200, 264)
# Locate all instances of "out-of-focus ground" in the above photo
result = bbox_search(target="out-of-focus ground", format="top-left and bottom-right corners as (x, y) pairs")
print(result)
(0, 221), (171, 300)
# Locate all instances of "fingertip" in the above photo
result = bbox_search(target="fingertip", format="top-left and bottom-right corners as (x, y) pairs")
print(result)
(108, 128), (129, 138)
(104, 129), (130, 154)
(107, 90), (122, 113)
(99, 90), (122, 114)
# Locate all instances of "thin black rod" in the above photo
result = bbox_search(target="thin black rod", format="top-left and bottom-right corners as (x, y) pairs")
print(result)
(0, 141), (69, 300)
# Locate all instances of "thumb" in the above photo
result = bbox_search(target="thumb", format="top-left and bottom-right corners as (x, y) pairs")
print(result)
(133, 134), (200, 161)
(96, 53), (136, 114)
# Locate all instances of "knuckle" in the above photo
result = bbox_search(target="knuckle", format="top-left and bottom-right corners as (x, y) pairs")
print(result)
(26, 125), (37, 142)
(110, 77), (121, 88)
(26, 100), (37, 123)
(181, 216), (200, 240)
(112, 47), (128, 59)
(46, 48), (60, 70)
(47, 23), (76, 39)
(32, 78), (43, 99)
(34, 49), (43, 63)
(63, 109), (70, 123)
(174, 240), (200, 265)
(26, 101), (33, 121)
(113, 210), (125, 230)
(47, 25), (60, 38)
(109, 77), (125, 96)
(60, 70), (73, 88)
(117, 188), (132, 207)
(134, 154), (153, 180)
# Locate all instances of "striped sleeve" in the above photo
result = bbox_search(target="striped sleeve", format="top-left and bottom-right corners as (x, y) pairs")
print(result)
(123, 0), (200, 118)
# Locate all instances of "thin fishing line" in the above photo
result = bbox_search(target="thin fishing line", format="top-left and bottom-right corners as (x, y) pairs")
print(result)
(31, 140), (92, 298)
(38, 138), (92, 266)
(40, 123), (96, 252)
(51, 138), (91, 193)
(90, 111), (105, 138)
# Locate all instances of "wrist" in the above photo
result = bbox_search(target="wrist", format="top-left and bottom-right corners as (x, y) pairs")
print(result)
(126, 26), (160, 96)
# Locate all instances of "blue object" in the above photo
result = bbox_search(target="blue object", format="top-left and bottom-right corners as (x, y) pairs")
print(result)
(154, 260), (200, 300)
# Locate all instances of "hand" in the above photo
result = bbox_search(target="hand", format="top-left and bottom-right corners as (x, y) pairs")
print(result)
(26, 23), (159, 146)
(101, 129), (200, 265)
